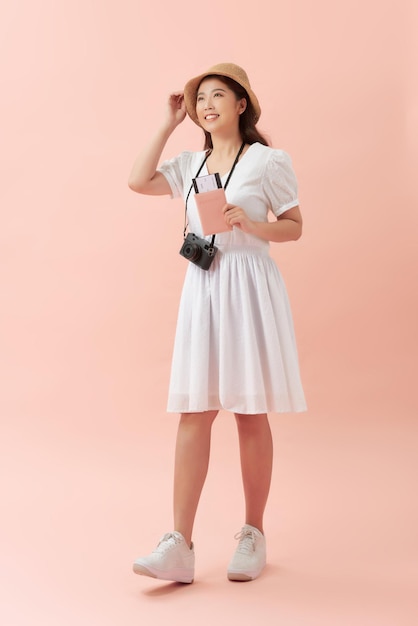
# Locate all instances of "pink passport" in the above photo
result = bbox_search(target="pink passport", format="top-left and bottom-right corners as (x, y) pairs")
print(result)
(195, 188), (232, 235)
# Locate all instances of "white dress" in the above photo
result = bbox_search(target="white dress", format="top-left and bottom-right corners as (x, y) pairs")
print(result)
(159, 142), (307, 414)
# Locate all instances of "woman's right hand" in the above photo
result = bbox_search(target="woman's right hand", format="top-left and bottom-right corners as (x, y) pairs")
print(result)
(165, 91), (187, 128)
(128, 91), (187, 195)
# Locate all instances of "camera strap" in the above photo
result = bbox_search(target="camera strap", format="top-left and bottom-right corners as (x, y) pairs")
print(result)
(183, 142), (246, 247)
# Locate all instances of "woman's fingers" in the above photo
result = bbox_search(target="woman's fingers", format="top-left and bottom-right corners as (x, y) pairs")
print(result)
(166, 92), (187, 123)
(224, 204), (241, 225)
(223, 204), (253, 232)
(168, 92), (185, 109)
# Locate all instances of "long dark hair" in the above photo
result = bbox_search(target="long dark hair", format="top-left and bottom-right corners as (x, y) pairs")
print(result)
(200, 75), (270, 150)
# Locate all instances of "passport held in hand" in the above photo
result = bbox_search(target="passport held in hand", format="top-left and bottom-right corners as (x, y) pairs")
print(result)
(193, 173), (232, 236)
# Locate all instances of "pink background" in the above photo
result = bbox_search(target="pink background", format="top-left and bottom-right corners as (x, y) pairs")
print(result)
(1, 1), (417, 624)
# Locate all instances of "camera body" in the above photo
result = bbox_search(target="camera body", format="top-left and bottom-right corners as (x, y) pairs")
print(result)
(179, 233), (218, 271)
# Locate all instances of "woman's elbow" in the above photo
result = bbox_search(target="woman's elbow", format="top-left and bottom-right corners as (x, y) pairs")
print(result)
(128, 177), (143, 193)
(291, 220), (303, 241)
(294, 225), (303, 240)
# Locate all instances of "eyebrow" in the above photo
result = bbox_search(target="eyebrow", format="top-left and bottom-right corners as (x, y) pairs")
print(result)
(197, 88), (227, 97)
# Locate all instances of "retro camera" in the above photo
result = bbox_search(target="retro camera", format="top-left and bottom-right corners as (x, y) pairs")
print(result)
(179, 233), (218, 271)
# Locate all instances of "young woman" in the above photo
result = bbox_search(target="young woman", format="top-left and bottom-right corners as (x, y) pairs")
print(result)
(128, 63), (306, 583)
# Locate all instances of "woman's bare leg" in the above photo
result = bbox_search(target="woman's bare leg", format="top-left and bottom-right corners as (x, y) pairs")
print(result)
(173, 410), (218, 546)
(234, 413), (273, 533)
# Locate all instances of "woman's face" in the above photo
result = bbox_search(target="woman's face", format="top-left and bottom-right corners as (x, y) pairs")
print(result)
(195, 78), (246, 132)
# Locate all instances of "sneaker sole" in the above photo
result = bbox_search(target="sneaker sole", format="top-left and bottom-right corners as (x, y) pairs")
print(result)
(133, 562), (194, 584)
(227, 572), (254, 581)
(227, 565), (265, 582)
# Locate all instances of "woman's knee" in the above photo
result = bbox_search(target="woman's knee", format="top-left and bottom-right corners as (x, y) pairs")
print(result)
(234, 412), (268, 428)
(179, 410), (219, 428)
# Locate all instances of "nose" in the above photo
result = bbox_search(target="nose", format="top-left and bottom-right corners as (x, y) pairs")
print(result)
(204, 96), (214, 109)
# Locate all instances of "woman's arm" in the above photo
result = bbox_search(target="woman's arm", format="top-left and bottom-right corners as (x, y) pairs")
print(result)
(128, 92), (186, 196)
(223, 205), (303, 242)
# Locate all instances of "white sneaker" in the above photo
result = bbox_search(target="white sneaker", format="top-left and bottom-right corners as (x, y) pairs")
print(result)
(133, 532), (195, 583)
(227, 525), (266, 581)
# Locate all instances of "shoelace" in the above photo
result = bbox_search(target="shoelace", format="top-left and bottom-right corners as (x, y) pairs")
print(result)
(234, 528), (257, 555)
(153, 532), (182, 555)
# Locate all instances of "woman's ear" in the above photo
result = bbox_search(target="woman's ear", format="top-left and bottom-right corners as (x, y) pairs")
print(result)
(239, 98), (247, 114)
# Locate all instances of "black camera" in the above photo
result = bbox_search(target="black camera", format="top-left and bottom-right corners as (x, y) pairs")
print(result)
(179, 233), (218, 270)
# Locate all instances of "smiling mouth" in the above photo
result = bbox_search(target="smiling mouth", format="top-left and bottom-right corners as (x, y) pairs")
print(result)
(205, 114), (219, 120)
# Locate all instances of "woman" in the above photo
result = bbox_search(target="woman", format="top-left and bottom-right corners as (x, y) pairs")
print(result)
(128, 63), (306, 583)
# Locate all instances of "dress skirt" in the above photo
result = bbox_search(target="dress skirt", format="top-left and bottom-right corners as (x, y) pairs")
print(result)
(167, 243), (307, 414)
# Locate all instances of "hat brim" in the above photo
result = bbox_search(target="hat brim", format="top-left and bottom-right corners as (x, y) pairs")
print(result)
(183, 69), (261, 127)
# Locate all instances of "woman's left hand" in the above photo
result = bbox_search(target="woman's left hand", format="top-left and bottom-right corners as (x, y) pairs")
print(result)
(223, 204), (254, 234)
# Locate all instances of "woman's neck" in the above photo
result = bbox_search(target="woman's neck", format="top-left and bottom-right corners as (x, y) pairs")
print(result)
(210, 132), (244, 157)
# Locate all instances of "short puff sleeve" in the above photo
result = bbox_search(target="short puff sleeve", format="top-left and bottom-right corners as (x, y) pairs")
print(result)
(262, 150), (299, 217)
(157, 151), (195, 199)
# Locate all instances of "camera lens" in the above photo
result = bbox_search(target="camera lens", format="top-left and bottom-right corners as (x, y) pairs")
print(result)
(183, 242), (202, 261)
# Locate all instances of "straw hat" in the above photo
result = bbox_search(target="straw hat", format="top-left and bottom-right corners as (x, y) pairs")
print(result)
(183, 63), (261, 127)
